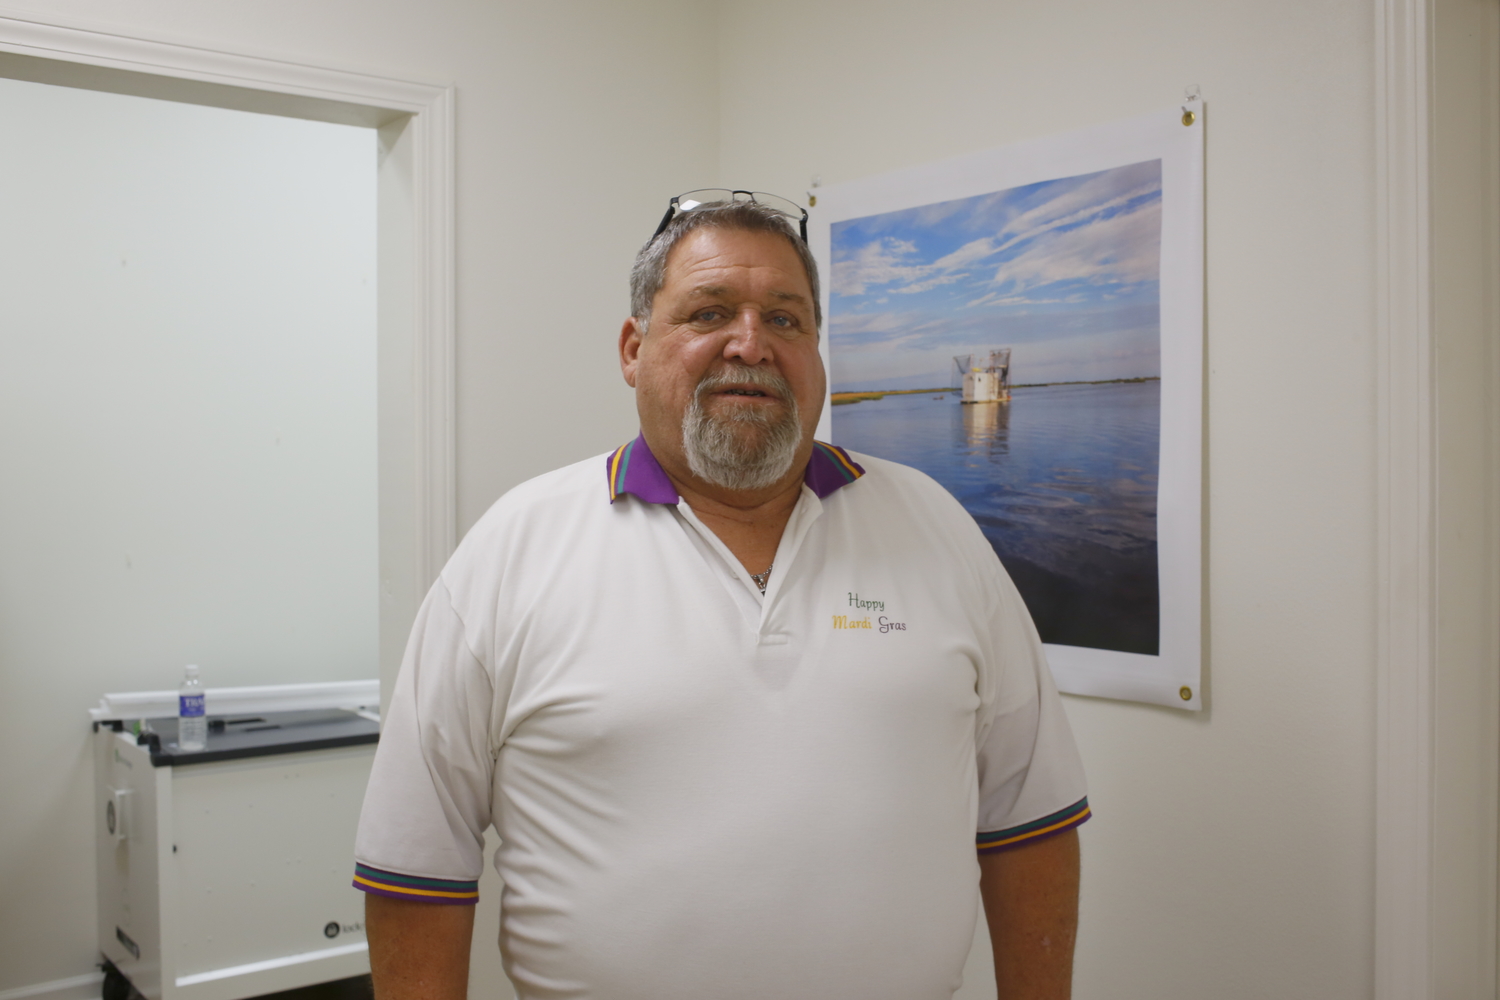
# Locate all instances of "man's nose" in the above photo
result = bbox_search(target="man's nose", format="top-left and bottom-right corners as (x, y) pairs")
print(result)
(722, 307), (775, 365)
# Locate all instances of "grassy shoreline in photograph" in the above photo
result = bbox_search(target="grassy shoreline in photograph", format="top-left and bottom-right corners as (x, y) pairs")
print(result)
(830, 387), (958, 405)
(1013, 375), (1160, 389)
(829, 375), (1159, 406)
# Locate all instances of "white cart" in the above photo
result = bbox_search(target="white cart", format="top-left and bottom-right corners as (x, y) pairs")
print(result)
(92, 687), (379, 1000)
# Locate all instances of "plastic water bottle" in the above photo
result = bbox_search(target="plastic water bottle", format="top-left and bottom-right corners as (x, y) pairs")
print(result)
(178, 664), (207, 751)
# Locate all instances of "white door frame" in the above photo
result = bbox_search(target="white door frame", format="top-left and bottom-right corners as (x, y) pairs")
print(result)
(0, 13), (456, 693)
(1373, 0), (1436, 992)
(1375, 0), (1499, 996)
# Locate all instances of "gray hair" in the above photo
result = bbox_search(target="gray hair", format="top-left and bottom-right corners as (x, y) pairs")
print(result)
(629, 199), (822, 333)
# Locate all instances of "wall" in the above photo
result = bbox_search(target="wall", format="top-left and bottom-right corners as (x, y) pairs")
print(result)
(0, 1), (714, 996)
(715, 1), (1378, 997)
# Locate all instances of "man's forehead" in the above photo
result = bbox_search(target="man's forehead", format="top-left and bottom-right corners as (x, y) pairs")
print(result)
(683, 283), (809, 304)
(662, 230), (812, 298)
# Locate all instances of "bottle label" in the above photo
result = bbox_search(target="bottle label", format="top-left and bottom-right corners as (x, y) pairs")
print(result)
(179, 693), (205, 718)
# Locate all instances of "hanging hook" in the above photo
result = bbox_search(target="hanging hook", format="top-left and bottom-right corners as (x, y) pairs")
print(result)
(1181, 85), (1202, 127)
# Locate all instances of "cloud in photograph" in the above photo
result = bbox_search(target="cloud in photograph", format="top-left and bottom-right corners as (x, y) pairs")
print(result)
(829, 160), (1162, 387)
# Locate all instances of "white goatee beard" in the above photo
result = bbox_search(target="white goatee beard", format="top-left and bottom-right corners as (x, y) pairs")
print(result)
(682, 366), (802, 492)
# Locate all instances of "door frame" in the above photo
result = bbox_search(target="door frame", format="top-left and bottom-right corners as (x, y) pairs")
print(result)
(1375, 0), (1499, 995)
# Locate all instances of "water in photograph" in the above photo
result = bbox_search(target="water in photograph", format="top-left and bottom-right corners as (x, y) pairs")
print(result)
(831, 380), (1159, 655)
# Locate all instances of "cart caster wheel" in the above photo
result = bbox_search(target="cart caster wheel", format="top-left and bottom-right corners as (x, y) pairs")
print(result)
(102, 966), (132, 1000)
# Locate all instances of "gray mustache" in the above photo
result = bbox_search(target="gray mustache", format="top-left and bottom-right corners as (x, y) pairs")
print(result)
(695, 365), (793, 399)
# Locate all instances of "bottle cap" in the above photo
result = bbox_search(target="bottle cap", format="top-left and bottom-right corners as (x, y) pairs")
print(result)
(185, 664), (200, 678)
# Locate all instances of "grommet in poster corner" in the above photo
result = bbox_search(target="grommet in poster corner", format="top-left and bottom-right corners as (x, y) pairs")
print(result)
(1179, 686), (1193, 701)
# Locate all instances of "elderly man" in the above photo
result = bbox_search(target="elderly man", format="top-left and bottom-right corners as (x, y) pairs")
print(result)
(354, 192), (1089, 1000)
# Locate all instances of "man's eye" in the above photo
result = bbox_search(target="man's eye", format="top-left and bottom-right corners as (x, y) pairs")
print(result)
(694, 309), (726, 323)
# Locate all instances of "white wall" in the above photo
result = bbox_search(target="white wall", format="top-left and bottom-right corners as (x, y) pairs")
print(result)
(0, 75), (378, 991)
(0, 2), (714, 995)
(715, 1), (1377, 996)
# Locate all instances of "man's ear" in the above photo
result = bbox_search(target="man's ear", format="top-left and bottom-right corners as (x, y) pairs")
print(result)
(619, 316), (646, 388)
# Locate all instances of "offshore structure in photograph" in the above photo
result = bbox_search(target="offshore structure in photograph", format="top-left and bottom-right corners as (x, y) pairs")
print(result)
(954, 349), (1012, 403)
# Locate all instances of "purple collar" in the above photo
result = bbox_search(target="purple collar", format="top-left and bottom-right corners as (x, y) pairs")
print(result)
(606, 433), (865, 504)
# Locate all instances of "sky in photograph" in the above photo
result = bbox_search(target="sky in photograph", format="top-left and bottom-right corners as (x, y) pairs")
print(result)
(828, 159), (1163, 391)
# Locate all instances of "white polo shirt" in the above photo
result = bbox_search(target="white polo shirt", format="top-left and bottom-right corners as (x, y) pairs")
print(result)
(354, 436), (1088, 1000)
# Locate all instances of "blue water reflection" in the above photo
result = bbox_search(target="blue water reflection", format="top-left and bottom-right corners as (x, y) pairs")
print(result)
(832, 381), (1160, 654)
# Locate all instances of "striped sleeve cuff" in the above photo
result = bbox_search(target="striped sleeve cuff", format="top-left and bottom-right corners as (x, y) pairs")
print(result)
(352, 863), (479, 905)
(976, 797), (1091, 854)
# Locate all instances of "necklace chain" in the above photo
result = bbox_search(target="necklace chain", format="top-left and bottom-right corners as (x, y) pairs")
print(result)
(751, 562), (773, 594)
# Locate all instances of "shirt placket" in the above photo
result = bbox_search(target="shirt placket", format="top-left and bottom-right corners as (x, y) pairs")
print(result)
(673, 487), (824, 644)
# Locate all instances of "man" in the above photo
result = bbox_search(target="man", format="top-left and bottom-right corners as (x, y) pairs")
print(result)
(354, 192), (1089, 1000)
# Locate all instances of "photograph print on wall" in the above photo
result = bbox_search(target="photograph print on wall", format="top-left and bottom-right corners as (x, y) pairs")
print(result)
(811, 102), (1203, 709)
(829, 159), (1164, 657)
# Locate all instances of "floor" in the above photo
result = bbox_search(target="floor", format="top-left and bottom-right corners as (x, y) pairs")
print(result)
(254, 977), (372, 1000)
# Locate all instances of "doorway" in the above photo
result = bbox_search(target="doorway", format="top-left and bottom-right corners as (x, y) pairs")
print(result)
(0, 19), (453, 998)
